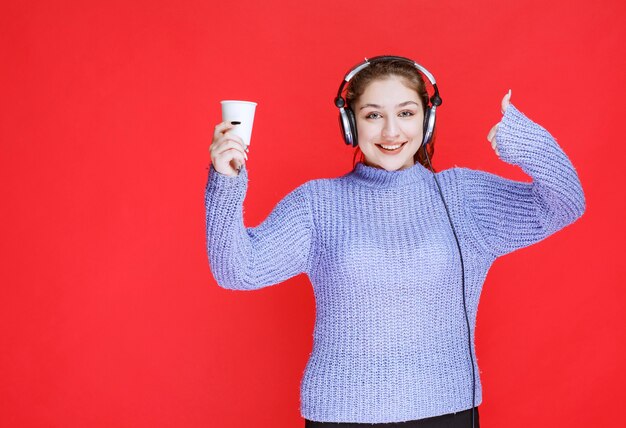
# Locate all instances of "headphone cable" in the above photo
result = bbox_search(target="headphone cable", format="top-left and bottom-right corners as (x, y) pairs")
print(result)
(423, 147), (476, 428)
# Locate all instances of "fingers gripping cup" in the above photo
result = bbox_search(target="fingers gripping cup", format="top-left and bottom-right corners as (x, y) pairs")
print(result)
(220, 100), (257, 149)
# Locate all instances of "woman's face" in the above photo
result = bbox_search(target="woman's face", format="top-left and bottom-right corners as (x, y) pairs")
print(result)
(353, 76), (424, 171)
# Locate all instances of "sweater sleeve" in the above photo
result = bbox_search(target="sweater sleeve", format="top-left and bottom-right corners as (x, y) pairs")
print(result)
(204, 164), (315, 290)
(459, 103), (586, 258)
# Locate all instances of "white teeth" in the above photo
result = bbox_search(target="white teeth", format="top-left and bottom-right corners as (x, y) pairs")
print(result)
(380, 143), (403, 150)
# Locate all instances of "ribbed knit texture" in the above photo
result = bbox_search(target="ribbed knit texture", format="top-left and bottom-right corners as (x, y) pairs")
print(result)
(204, 104), (586, 423)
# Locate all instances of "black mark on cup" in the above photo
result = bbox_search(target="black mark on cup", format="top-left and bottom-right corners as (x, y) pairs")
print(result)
(230, 121), (241, 125)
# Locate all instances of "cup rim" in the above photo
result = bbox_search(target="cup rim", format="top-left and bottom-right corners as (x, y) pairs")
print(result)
(220, 100), (258, 106)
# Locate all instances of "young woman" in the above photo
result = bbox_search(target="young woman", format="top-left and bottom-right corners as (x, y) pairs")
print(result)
(205, 56), (586, 427)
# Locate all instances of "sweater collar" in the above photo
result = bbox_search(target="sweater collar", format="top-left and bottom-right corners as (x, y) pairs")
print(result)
(348, 161), (433, 188)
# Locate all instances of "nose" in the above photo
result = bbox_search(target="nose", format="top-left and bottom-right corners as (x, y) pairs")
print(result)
(381, 117), (400, 140)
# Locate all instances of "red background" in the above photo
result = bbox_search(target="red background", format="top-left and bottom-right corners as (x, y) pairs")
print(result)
(1, 1), (624, 427)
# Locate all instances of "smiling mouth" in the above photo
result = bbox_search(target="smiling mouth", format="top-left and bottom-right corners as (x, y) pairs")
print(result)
(376, 142), (407, 153)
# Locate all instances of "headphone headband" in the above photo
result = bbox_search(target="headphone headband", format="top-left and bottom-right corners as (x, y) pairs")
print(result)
(334, 55), (442, 109)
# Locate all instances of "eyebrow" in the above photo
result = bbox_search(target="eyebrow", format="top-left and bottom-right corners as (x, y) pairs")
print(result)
(359, 101), (420, 110)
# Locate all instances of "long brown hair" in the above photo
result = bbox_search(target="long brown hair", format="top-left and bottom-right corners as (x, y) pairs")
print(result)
(346, 58), (436, 170)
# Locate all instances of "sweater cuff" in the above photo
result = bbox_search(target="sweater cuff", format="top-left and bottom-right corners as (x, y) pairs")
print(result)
(495, 103), (554, 167)
(205, 163), (248, 204)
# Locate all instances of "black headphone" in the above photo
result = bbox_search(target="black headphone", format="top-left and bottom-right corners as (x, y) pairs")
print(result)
(334, 55), (442, 148)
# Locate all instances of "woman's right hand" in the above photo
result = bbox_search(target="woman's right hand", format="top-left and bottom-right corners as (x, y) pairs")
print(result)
(210, 121), (249, 177)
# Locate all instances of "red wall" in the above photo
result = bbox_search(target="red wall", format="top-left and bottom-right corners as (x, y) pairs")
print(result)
(1, 1), (624, 427)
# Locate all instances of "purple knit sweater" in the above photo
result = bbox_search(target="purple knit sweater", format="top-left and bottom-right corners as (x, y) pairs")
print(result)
(204, 104), (585, 423)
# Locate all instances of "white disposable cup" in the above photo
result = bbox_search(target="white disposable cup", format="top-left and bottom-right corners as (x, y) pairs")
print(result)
(221, 100), (257, 148)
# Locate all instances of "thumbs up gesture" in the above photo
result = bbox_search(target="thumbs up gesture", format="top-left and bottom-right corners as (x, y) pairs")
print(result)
(487, 89), (512, 157)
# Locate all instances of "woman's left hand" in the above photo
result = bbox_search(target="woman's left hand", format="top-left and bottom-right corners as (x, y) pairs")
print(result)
(487, 89), (512, 156)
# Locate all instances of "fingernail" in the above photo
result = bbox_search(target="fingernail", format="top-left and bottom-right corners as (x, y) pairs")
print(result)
(230, 121), (241, 125)
(244, 151), (248, 160)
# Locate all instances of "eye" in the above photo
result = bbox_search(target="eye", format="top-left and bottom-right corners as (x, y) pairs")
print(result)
(365, 112), (382, 119)
(399, 110), (415, 117)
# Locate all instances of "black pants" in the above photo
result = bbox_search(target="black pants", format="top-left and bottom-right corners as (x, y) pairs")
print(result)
(305, 407), (479, 428)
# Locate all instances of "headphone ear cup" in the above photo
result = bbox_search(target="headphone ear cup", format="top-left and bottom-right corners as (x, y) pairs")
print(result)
(346, 108), (357, 147)
(422, 107), (436, 146)
(339, 107), (358, 147)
